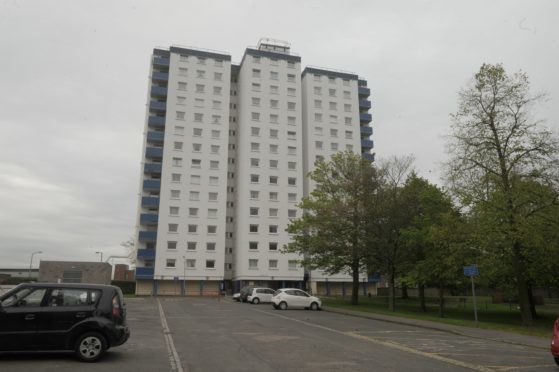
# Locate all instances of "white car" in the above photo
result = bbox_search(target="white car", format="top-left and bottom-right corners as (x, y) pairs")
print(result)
(232, 293), (240, 302)
(272, 288), (321, 310)
(247, 288), (275, 304)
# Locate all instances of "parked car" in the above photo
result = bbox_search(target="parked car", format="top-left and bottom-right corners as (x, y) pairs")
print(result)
(247, 288), (275, 304)
(0, 282), (130, 362)
(551, 317), (559, 365)
(271, 288), (321, 310)
(232, 292), (241, 302)
(239, 286), (254, 303)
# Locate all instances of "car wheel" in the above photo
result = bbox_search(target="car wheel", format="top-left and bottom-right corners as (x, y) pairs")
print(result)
(279, 301), (288, 310)
(75, 331), (107, 363)
(310, 302), (319, 311)
(555, 357), (559, 366)
(252, 298), (260, 304)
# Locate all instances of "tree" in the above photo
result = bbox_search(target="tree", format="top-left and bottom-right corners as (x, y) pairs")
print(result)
(445, 63), (559, 325)
(284, 152), (380, 305)
(121, 238), (137, 266)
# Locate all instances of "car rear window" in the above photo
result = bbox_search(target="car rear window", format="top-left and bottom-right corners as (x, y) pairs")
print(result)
(273, 290), (283, 296)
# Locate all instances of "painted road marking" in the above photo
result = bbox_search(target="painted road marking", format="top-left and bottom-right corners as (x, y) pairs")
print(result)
(157, 298), (185, 372)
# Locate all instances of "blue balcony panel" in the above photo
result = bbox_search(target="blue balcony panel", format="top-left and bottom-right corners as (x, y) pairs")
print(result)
(148, 116), (165, 128)
(144, 163), (162, 174)
(358, 86), (371, 97)
(140, 213), (159, 224)
(137, 249), (156, 259)
(143, 179), (161, 191)
(362, 152), (375, 162)
(359, 100), (371, 109)
(360, 126), (373, 136)
(360, 113), (372, 123)
(138, 231), (157, 242)
(358, 79), (367, 87)
(141, 196), (160, 207)
(361, 139), (374, 149)
(149, 101), (166, 112)
(146, 147), (163, 158)
(135, 267), (154, 279)
(152, 72), (169, 82)
(147, 131), (164, 143)
(151, 86), (168, 97)
(153, 57), (170, 67)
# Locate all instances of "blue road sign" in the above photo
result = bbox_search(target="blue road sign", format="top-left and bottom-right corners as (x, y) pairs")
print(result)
(463, 265), (479, 277)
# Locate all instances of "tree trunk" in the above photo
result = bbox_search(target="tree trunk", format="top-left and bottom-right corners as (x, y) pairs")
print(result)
(388, 269), (396, 312)
(438, 283), (444, 318)
(527, 285), (538, 319)
(351, 260), (360, 305)
(419, 284), (427, 312)
(401, 283), (409, 299)
(512, 242), (533, 326)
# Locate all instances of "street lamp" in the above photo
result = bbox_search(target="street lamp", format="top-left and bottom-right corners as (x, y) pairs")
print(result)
(29, 251), (42, 279)
(95, 251), (103, 262)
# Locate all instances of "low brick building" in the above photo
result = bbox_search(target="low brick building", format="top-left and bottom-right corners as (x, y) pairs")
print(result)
(114, 264), (135, 281)
(38, 261), (111, 285)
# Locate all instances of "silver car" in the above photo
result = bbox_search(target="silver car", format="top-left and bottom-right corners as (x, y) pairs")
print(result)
(271, 288), (321, 310)
(247, 287), (275, 304)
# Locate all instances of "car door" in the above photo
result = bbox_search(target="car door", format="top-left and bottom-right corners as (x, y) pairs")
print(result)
(262, 289), (274, 303)
(294, 290), (311, 308)
(284, 290), (301, 307)
(0, 286), (48, 350)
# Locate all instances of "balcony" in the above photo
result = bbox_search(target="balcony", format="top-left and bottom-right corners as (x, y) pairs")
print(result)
(145, 147), (163, 159)
(137, 249), (156, 259)
(148, 116), (165, 128)
(361, 139), (374, 149)
(149, 101), (166, 112)
(360, 113), (372, 123)
(147, 131), (164, 143)
(358, 79), (367, 87)
(151, 86), (168, 97)
(141, 196), (160, 208)
(153, 57), (170, 67)
(358, 86), (370, 97)
(360, 126), (373, 136)
(152, 72), (169, 82)
(138, 231), (157, 242)
(143, 179), (161, 191)
(144, 163), (162, 174)
(140, 213), (159, 224)
(362, 152), (375, 162)
(359, 100), (371, 109)
(135, 267), (154, 279)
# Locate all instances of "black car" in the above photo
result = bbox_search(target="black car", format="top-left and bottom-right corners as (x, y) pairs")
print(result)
(0, 282), (130, 362)
(239, 286), (254, 303)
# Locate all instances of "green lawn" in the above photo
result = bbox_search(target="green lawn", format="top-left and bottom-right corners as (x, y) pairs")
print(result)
(323, 296), (558, 338)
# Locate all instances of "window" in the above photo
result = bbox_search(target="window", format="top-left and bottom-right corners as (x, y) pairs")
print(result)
(249, 224), (258, 233)
(176, 111), (185, 120)
(215, 59), (223, 67)
(172, 157), (183, 167)
(250, 190), (259, 200)
(270, 114), (279, 123)
(269, 225), (278, 233)
(197, 57), (206, 65)
(315, 113), (323, 122)
(270, 129), (278, 139)
(287, 102), (296, 111)
(252, 97), (261, 106)
(270, 99), (279, 109)
(269, 176), (278, 185)
(250, 174), (259, 183)
(287, 131), (296, 140)
(210, 160), (219, 170)
(287, 88), (296, 96)
(196, 70), (205, 79)
(270, 58), (278, 65)
(189, 208), (198, 217)
(288, 209), (297, 218)
(343, 79), (350, 86)
(189, 191), (200, 200)
(270, 144), (278, 153)
(328, 76), (336, 84)
(346, 144), (354, 151)
(331, 142), (339, 151)
(168, 223), (178, 232)
(187, 242), (197, 250)
(269, 259), (278, 269)
(249, 259), (258, 269)
(269, 159), (278, 169)
(287, 60), (295, 69)
(344, 91), (351, 99)
(169, 206), (179, 215)
(166, 259), (176, 268)
(193, 128), (202, 136)
(206, 260), (215, 269)
(191, 159), (201, 168)
(345, 130), (353, 139)
(251, 83), (261, 91)
(208, 192), (218, 201)
(251, 112), (260, 121)
(288, 193), (297, 202)
(167, 241), (177, 250)
(288, 161), (296, 170)
(269, 192), (278, 201)
(252, 69), (261, 78)
(208, 209), (217, 218)
(213, 86), (222, 95)
(329, 88), (336, 97)
(212, 115), (221, 124)
(206, 242), (216, 251)
(195, 84), (204, 93)
(209, 176), (218, 185)
(314, 99), (322, 108)
(178, 82), (187, 90)
(192, 143), (201, 152)
(288, 260), (298, 270)
(171, 190), (181, 199)
(269, 242), (278, 251)
(212, 100), (221, 109)
(269, 208), (278, 217)
(329, 102), (337, 110)
(190, 175), (200, 184)
(288, 177), (296, 186)
(251, 127), (260, 136)
(179, 54), (188, 62)
(186, 259), (196, 268)
(270, 71), (278, 80)
(315, 127), (323, 136)
(314, 86), (322, 95)
(194, 113), (203, 122)
(330, 115), (338, 124)
(344, 104), (352, 112)
(313, 74), (321, 82)
(316, 141), (323, 150)
(250, 158), (260, 167)
(172, 173), (181, 182)
(174, 126), (184, 135)
(287, 74), (295, 82)
(214, 72), (222, 81)
(345, 117), (352, 125)
(188, 224), (197, 233)
(250, 207), (259, 216)
(330, 129), (338, 137)
(288, 146), (296, 155)
(210, 145), (220, 154)
(287, 116), (296, 125)
(211, 130), (220, 139)
(251, 142), (260, 152)
(253, 56), (261, 63)
(270, 85), (279, 94)
(174, 141), (183, 150)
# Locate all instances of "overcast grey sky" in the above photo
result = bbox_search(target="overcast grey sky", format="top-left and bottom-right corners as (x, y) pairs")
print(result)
(1, 0), (557, 268)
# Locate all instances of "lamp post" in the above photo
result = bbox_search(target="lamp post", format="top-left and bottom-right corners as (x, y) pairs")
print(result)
(28, 251), (42, 279)
(95, 251), (103, 262)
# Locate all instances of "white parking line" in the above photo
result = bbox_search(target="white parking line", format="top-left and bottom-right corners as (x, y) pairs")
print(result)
(157, 299), (185, 372)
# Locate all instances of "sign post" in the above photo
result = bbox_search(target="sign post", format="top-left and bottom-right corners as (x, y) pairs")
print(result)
(463, 265), (479, 324)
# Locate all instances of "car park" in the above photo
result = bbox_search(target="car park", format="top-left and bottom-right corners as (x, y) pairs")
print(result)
(246, 288), (275, 304)
(0, 282), (130, 362)
(271, 288), (321, 310)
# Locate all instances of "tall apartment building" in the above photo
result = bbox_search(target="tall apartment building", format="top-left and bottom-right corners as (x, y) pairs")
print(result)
(135, 39), (374, 296)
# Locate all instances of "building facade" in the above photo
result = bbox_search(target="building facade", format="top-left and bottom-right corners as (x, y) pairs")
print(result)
(135, 39), (374, 296)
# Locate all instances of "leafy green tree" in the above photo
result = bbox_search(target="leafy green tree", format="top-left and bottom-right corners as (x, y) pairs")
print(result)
(445, 63), (559, 325)
(284, 152), (381, 305)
